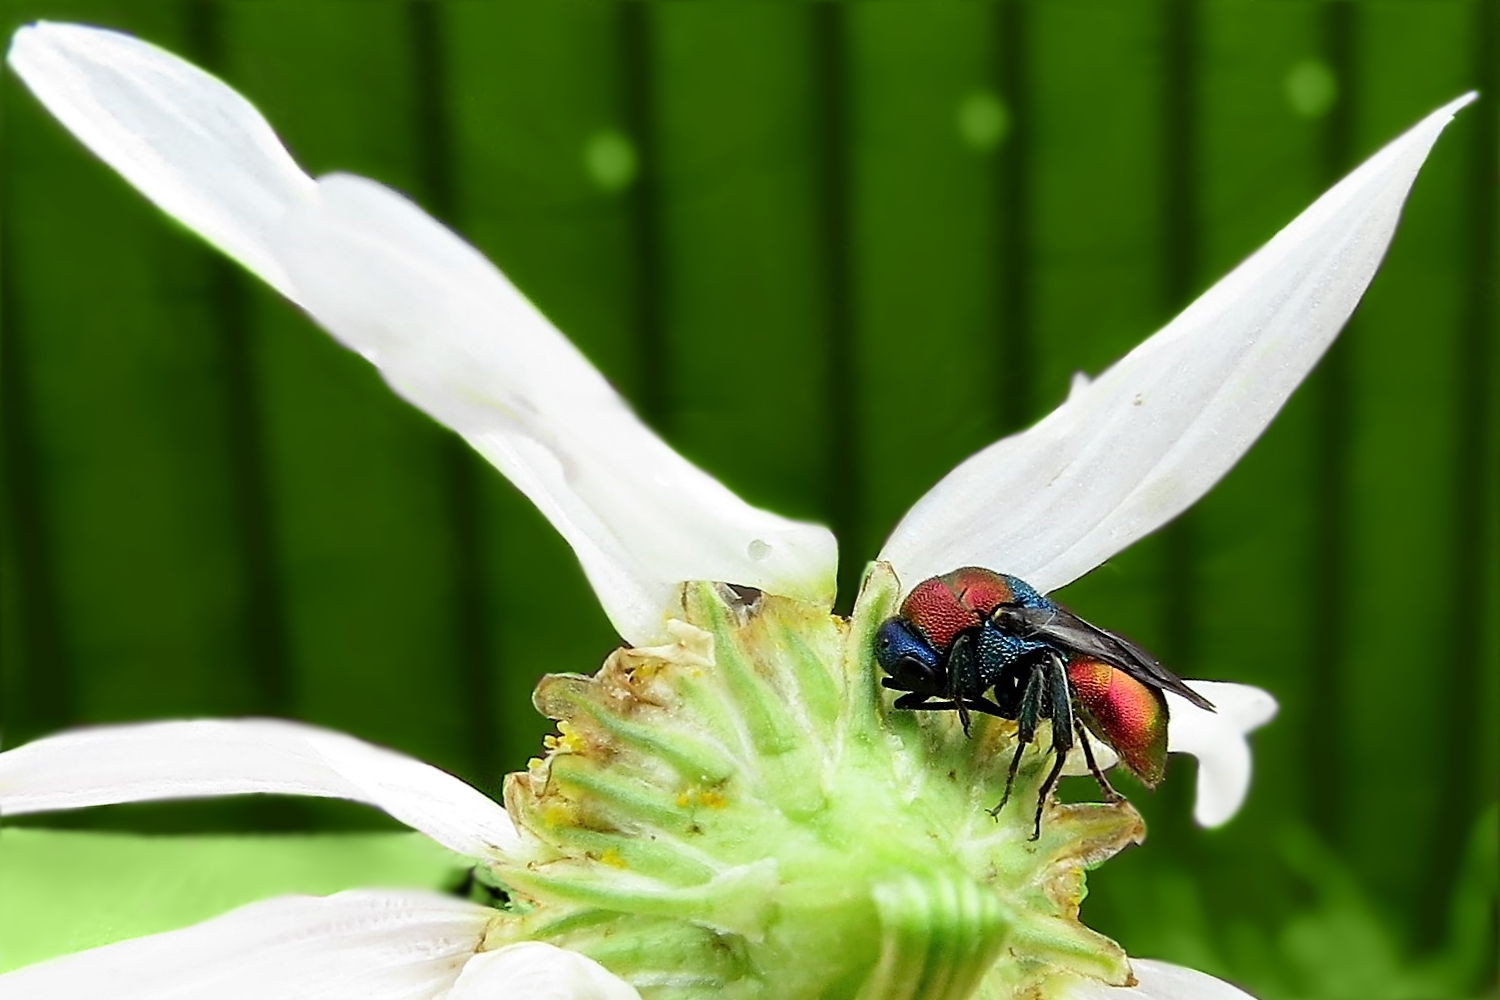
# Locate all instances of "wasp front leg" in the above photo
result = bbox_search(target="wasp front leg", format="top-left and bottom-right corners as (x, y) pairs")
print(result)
(889, 690), (1008, 720)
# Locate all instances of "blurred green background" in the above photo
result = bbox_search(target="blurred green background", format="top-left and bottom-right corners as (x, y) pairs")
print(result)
(0, 1), (1495, 997)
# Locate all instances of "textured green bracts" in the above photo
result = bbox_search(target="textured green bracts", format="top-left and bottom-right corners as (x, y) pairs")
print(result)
(482, 564), (1144, 1000)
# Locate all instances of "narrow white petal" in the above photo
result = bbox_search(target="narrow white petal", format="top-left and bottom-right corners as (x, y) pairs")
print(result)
(8, 23), (838, 646)
(272, 174), (837, 645)
(881, 94), (1475, 593)
(1167, 681), (1278, 827)
(449, 943), (641, 1000)
(1064, 959), (1257, 1000)
(0, 889), (491, 1000)
(6, 22), (316, 298)
(0, 719), (516, 859)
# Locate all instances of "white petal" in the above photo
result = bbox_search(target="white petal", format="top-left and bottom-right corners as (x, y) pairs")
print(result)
(7, 23), (838, 646)
(0, 719), (516, 859)
(1064, 959), (1257, 1000)
(5, 22), (316, 298)
(272, 174), (837, 645)
(881, 94), (1475, 593)
(449, 943), (641, 1000)
(0, 889), (492, 1000)
(1167, 681), (1278, 827)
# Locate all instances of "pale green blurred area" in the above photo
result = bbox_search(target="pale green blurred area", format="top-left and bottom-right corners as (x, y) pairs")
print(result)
(0, 1), (1495, 997)
(0, 828), (464, 973)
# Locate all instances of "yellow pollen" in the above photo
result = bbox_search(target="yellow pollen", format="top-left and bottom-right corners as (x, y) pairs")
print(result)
(675, 785), (728, 809)
(544, 720), (585, 755)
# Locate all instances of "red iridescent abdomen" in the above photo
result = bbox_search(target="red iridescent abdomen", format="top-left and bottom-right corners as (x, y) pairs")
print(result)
(1066, 656), (1169, 786)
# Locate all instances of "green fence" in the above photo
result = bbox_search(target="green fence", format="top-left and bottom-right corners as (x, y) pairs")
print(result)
(2, 2), (1496, 997)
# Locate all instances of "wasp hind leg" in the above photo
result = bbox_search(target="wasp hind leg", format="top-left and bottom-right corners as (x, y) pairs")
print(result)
(1075, 719), (1123, 804)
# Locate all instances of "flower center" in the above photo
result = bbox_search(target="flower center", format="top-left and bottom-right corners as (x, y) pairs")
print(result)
(479, 564), (1143, 1000)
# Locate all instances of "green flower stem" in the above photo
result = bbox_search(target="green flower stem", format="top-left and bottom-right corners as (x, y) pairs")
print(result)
(484, 563), (1141, 999)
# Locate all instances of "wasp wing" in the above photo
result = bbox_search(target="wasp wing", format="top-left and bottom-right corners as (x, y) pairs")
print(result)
(994, 605), (1216, 711)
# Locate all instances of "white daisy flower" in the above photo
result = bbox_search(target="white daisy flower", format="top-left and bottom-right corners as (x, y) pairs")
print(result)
(0, 21), (1471, 1000)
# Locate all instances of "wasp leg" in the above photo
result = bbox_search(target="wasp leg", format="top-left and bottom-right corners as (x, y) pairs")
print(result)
(1074, 720), (1123, 803)
(892, 694), (1008, 722)
(961, 695), (1009, 719)
(948, 631), (978, 736)
(991, 660), (1044, 820)
(1030, 655), (1075, 840)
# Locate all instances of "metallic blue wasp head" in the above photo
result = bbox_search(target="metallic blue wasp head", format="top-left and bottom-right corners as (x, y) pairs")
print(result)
(875, 618), (944, 693)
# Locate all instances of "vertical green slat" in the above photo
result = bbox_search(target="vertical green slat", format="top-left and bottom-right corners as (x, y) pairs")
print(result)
(1059, 1), (1313, 959)
(650, 6), (831, 532)
(995, 1), (1034, 438)
(221, 5), (478, 790)
(443, 0), (636, 770)
(183, 0), (290, 723)
(1, 50), (70, 745)
(1024, 2), (1169, 711)
(4, 3), (261, 737)
(1158, 0), (1199, 753)
(812, 4), (860, 606)
(1024, 0), (1171, 703)
(845, 2), (1002, 574)
(1439, 0), (1500, 952)
(1307, 0), (1358, 846)
(619, 4), (667, 432)
(1167, 0), (1327, 957)
(1464, 0), (1500, 954)
(1345, 0), (1480, 926)
(406, 0), (499, 793)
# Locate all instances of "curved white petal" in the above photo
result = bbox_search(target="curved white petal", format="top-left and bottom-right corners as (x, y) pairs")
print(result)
(0, 719), (516, 859)
(450, 943), (641, 1000)
(272, 175), (837, 645)
(881, 94), (1475, 593)
(5, 22), (838, 647)
(1060, 678), (1272, 827)
(1064, 959), (1257, 1000)
(1167, 681), (1278, 827)
(5, 22), (315, 298)
(0, 889), (492, 1000)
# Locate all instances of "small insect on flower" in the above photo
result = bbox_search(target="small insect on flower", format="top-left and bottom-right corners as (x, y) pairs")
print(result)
(874, 567), (1216, 839)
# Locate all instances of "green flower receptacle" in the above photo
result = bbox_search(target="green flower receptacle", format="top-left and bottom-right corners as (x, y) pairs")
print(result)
(486, 564), (1143, 1000)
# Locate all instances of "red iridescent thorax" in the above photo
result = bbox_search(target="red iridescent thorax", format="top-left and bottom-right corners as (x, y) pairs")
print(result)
(900, 567), (1016, 651)
(1066, 656), (1169, 787)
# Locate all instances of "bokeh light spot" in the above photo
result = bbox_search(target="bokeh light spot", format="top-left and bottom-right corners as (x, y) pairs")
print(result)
(584, 129), (638, 192)
(1284, 59), (1338, 119)
(956, 90), (1010, 152)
